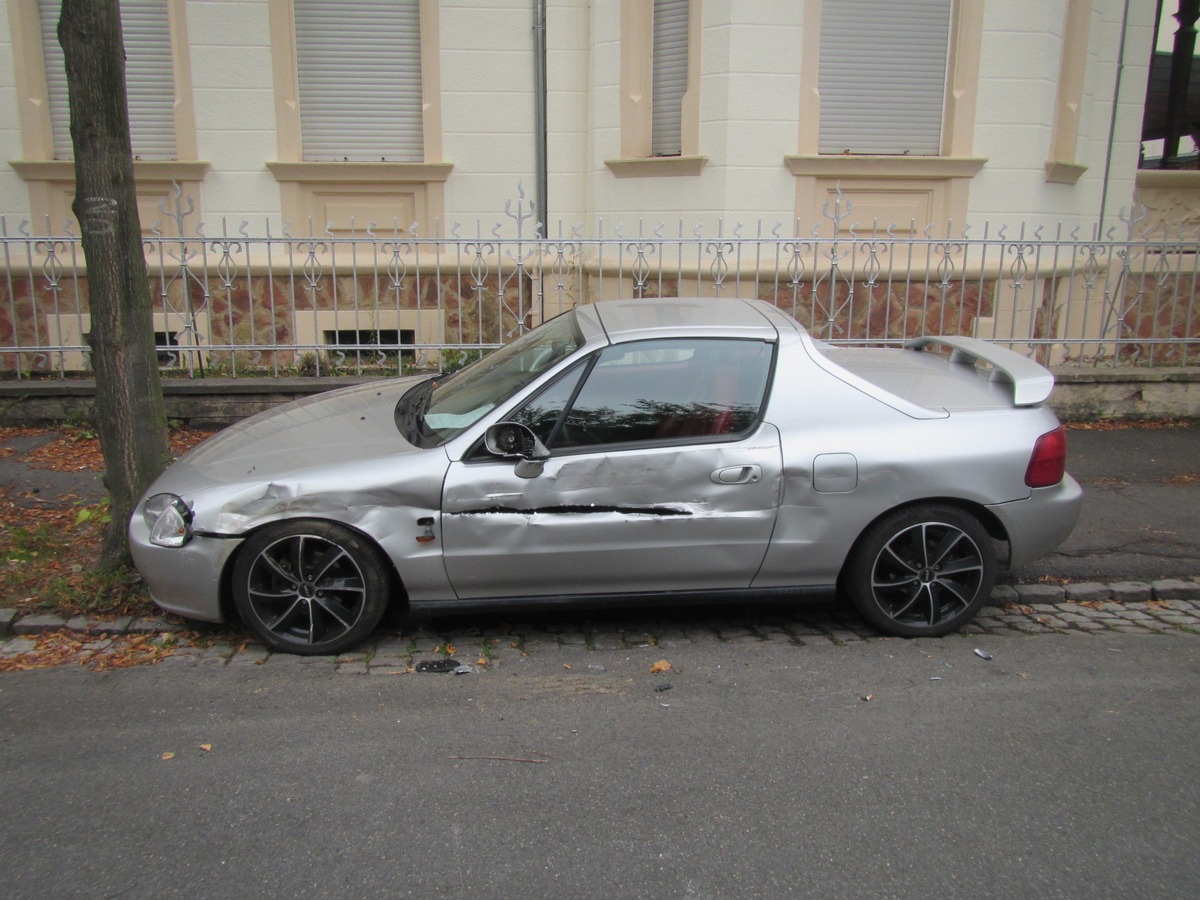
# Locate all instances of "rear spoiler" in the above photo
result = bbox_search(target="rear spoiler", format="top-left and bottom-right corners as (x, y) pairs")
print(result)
(906, 336), (1055, 406)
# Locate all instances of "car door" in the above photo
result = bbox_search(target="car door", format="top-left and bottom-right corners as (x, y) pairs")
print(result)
(440, 337), (783, 599)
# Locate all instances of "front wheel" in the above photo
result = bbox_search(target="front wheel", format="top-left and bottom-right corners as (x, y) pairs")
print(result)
(843, 505), (996, 637)
(232, 520), (392, 655)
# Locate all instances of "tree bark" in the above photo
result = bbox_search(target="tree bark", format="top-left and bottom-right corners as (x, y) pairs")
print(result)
(59, 0), (170, 569)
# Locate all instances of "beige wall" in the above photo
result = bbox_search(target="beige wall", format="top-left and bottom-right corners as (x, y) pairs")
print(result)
(0, 0), (1168, 236)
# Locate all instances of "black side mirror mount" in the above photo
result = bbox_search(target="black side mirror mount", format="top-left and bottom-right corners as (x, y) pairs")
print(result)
(484, 422), (550, 478)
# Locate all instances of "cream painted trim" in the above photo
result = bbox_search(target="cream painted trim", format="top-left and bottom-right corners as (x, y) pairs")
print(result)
(10, 161), (210, 234)
(797, 0), (822, 155)
(267, 0), (303, 160)
(7, 0), (54, 159)
(942, 0), (984, 157)
(167, 0), (198, 160)
(617, 0), (702, 164)
(1135, 169), (1200, 189)
(266, 162), (453, 183)
(784, 156), (987, 179)
(1046, 0), (1093, 180)
(266, 0), (447, 230)
(11, 161), (212, 181)
(784, 158), (987, 234)
(418, 0), (444, 163)
(1044, 161), (1088, 184)
(266, 162), (452, 236)
(604, 155), (708, 177)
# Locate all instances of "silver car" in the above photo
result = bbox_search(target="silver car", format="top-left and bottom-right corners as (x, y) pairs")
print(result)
(130, 298), (1081, 655)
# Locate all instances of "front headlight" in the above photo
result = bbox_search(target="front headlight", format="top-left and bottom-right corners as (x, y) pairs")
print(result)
(143, 493), (193, 548)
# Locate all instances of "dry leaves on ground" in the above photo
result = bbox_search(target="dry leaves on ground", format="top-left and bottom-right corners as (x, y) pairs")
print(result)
(1066, 419), (1195, 431)
(0, 631), (179, 672)
(0, 427), (218, 623)
(13, 427), (215, 474)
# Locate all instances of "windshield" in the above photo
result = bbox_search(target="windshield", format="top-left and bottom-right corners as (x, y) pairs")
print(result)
(395, 311), (584, 447)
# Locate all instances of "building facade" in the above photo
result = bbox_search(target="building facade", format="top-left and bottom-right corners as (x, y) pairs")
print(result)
(0, 0), (1169, 236)
(2, 1), (1197, 378)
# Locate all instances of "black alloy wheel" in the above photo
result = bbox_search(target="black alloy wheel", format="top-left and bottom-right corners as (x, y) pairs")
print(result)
(231, 520), (392, 655)
(844, 504), (996, 637)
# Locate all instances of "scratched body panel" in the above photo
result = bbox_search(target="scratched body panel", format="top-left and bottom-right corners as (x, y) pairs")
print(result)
(441, 424), (784, 598)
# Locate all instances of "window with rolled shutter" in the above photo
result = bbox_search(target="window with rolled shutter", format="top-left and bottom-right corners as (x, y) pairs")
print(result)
(818, 0), (952, 156)
(651, 0), (689, 157)
(293, 0), (424, 162)
(38, 0), (177, 160)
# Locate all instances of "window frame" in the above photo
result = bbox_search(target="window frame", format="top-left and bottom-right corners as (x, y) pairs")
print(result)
(606, 0), (706, 178)
(782, 0), (988, 236)
(266, 0), (450, 234)
(785, 0), (986, 231)
(7, 0), (205, 233)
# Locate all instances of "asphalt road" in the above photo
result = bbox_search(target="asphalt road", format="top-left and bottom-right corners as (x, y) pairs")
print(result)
(1, 630), (1197, 898)
(1, 424), (1198, 897)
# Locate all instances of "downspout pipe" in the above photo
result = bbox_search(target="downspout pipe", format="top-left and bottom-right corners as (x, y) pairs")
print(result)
(1099, 0), (1133, 236)
(533, 0), (549, 238)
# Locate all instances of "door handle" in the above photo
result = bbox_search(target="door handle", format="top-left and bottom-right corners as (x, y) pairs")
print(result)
(711, 465), (761, 485)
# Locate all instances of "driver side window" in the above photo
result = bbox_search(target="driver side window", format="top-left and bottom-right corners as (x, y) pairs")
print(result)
(510, 359), (589, 445)
(517, 337), (773, 450)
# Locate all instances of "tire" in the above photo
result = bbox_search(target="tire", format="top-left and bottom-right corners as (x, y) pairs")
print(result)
(232, 520), (392, 655)
(843, 505), (996, 637)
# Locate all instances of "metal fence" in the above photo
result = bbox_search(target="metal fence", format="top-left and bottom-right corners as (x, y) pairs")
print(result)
(2, 194), (1199, 378)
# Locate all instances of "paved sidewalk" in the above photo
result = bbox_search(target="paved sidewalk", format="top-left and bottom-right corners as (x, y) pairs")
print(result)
(2, 582), (1199, 673)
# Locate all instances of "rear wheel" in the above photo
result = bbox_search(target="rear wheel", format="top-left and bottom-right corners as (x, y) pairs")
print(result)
(232, 520), (392, 655)
(843, 505), (996, 637)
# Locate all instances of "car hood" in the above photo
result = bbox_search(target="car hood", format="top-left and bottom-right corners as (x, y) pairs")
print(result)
(156, 377), (428, 493)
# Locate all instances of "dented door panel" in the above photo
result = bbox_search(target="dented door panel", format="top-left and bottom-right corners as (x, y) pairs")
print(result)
(440, 424), (784, 599)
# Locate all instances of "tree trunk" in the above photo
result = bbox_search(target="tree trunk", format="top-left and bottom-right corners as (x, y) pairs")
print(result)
(59, 0), (170, 570)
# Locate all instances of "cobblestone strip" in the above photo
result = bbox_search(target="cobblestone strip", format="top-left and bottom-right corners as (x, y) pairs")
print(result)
(1, 578), (1198, 670)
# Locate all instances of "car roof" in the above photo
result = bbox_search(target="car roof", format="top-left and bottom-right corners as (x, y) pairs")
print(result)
(586, 297), (786, 343)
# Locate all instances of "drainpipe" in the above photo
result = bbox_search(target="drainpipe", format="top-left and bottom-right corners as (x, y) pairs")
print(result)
(1098, 0), (1133, 236)
(533, 0), (549, 238)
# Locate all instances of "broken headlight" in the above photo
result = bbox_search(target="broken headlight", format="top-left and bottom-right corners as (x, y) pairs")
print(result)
(143, 493), (193, 548)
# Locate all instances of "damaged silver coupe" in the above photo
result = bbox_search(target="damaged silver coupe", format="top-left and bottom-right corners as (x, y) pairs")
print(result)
(130, 298), (1081, 654)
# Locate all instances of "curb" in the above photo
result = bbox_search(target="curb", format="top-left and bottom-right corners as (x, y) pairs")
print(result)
(2, 577), (1199, 644)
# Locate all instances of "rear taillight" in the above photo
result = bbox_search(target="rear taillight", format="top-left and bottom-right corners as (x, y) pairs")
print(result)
(1025, 426), (1067, 487)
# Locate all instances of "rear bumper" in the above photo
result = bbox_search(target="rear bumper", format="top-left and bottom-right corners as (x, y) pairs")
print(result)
(987, 474), (1083, 567)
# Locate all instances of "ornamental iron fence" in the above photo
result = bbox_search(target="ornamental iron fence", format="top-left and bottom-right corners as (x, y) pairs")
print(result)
(2, 189), (1198, 379)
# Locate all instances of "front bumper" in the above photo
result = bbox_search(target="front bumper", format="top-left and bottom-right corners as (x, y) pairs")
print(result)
(987, 474), (1083, 567)
(129, 516), (242, 623)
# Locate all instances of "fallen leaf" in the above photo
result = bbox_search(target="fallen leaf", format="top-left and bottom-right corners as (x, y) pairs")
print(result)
(198, 743), (213, 752)
(161, 752), (175, 761)
(649, 659), (672, 674)
(1002, 603), (1035, 615)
